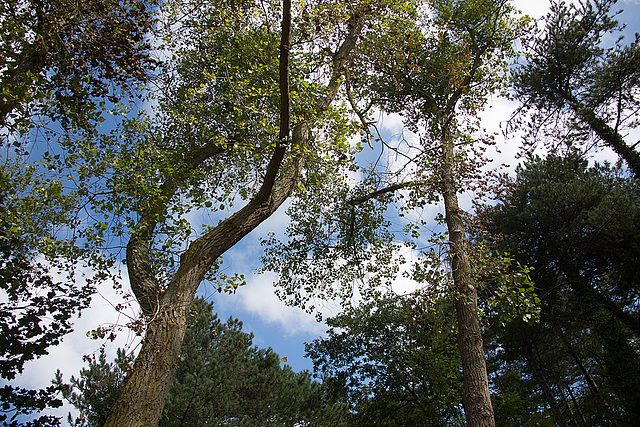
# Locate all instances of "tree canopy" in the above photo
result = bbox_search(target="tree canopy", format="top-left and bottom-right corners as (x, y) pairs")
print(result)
(0, 0), (157, 138)
(478, 152), (640, 425)
(3, 0), (640, 426)
(513, 0), (640, 176)
(264, 1), (529, 424)
(306, 292), (464, 426)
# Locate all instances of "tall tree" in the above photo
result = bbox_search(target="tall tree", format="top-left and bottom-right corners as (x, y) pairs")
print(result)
(161, 298), (347, 426)
(264, 1), (527, 425)
(60, 0), (385, 424)
(513, 0), (640, 176)
(60, 298), (346, 427)
(478, 152), (640, 425)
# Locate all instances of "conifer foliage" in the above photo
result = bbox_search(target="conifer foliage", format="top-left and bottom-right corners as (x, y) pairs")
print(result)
(60, 298), (347, 427)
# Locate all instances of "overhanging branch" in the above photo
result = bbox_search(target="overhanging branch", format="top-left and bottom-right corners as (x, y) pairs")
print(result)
(348, 181), (426, 206)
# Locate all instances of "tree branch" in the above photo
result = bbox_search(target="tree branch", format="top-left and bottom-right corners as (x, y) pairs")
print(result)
(127, 141), (227, 317)
(567, 95), (640, 177)
(132, 1), (371, 316)
(316, 3), (372, 113)
(348, 181), (425, 206)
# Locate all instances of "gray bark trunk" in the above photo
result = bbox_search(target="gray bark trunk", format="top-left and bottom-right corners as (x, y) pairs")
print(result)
(441, 140), (495, 427)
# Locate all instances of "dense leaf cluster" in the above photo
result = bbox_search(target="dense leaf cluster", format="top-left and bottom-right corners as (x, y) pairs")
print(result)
(307, 292), (464, 426)
(0, 0), (157, 136)
(0, 163), (94, 426)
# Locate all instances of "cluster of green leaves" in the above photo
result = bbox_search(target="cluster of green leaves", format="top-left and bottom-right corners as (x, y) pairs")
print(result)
(261, 171), (402, 317)
(0, 0), (157, 138)
(306, 291), (464, 426)
(59, 298), (348, 427)
(0, 160), (99, 426)
(357, 0), (524, 125)
(471, 246), (540, 327)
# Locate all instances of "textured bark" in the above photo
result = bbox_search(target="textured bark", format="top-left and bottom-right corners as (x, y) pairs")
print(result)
(441, 140), (495, 427)
(104, 3), (369, 424)
(567, 97), (640, 178)
(104, 153), (304, 426)
(126, 142), (227, 318)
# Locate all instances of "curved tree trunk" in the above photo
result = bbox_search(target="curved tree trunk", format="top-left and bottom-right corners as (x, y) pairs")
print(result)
(104, 162), (303, 425)
(103, 1), (370, 423)
(441, 140), (495, 427)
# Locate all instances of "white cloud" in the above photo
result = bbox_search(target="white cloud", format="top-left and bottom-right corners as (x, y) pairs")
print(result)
(232, 271), (328, 336)
(376, 111), (406, 136)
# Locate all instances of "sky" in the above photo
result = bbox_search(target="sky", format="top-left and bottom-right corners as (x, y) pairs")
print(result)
(6, 0), (640, 424)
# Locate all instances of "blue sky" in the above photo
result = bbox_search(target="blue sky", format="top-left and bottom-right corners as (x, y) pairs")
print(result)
(7, 0), (640, 423)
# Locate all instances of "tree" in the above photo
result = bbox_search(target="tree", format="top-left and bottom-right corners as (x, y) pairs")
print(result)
(55, 349), (134, 427)
(0, 0), (157, 137)
(60, 298), (347, 426)
(478, 152), (640, 425)
(306, 291), (464, 426)
(1, 1), (158, 422)
(351, 2), (529, 422)
(264, 1), (527, 425)
(513, 0), (640, 176)
(45, 0), (388, 423)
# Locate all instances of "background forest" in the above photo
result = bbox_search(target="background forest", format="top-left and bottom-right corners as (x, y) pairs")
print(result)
(1, 0), (639, 426)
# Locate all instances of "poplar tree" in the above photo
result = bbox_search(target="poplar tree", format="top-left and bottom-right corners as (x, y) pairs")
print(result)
(45, 0), (388, 423)
(263, 1), (528, 425)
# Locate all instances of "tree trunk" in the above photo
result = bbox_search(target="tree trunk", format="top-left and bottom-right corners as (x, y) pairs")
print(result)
(565, 96), (640, 178)
(100, 283), (193, 426)
(104, 151), (305, 426)
(441, 140), (495, 427)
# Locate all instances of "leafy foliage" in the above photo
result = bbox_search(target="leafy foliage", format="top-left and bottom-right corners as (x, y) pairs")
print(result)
(60, 298), (348, 426)
(0, 160), (97, 426)
(513, 0), (640, 175)
(306, 292), (464, 426)
(0, 0), (157, 137)
(261, 171), (401, 317)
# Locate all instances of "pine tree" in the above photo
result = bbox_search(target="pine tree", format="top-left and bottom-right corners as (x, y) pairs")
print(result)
(60, 298), (348, 427)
